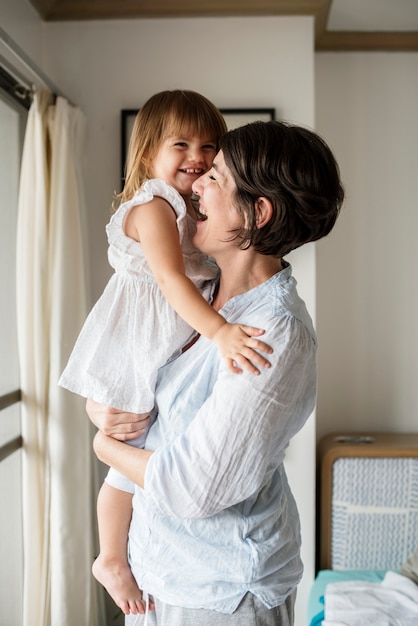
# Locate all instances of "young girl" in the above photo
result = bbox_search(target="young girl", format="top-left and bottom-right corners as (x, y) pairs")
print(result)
(59, 90), (272, 617)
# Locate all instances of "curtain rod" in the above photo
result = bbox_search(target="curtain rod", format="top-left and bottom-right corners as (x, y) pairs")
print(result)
(0, 25), (74, 105)
(0, 64), (32, 109)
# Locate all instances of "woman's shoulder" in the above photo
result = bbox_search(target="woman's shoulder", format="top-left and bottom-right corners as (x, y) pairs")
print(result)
(270, 266), (317, 343)
(230, 264), (316, 343)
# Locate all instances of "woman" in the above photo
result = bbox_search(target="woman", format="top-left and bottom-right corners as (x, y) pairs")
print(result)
(88, 120), (344, 625)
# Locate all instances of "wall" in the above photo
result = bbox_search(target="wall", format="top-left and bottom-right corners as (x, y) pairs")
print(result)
(315, 52), (418, 440)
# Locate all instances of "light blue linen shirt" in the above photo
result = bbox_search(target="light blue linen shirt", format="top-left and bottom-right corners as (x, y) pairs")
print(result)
(123, 263), (317, 613)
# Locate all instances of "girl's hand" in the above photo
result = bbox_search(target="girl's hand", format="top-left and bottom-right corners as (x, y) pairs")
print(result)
(86, 398), (151, 441)
(212, 324), (273, 375)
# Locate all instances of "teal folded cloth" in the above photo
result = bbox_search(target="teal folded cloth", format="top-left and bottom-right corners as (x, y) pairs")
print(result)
(308, 569), (387, 626)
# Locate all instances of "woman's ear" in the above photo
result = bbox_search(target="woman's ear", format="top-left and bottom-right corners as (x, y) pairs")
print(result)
(255, 197), (273, 229)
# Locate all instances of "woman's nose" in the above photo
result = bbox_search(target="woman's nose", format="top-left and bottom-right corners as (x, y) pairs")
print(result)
(192, 175), (204, 196)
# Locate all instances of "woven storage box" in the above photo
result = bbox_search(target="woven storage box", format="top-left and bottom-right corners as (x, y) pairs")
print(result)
(317, 432), (418, 571)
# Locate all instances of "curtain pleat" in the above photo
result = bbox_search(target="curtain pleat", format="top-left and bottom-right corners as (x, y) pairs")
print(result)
(16, 90), (104, 626)
(17, 89), (52, 626)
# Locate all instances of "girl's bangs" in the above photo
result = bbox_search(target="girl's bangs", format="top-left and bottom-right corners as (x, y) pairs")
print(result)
(164, 108), (222, 139)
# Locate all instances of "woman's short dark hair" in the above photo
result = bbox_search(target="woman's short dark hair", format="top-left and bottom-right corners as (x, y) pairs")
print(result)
(220, 120), (344, 258)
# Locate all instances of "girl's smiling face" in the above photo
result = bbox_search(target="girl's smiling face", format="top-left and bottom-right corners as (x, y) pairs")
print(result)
(149, 134), (217, 198)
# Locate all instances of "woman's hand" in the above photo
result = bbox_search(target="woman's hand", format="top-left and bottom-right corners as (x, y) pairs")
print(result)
(86, 398), (151, 442)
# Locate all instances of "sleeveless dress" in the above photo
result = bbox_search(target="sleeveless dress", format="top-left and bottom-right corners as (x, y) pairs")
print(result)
(59, 178), (217, 413)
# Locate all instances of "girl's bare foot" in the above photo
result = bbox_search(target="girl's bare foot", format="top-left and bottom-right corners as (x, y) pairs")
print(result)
(92, 554), (146, 615)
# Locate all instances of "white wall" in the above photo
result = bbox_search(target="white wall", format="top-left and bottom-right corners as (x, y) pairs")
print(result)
(315, 52), (418, 441)
(1, 10), (317, 626)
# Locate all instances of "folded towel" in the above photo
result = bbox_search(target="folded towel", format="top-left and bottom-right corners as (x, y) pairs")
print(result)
(323, 571), (418, 626)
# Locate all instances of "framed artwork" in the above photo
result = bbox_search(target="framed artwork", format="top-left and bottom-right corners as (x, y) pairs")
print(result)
(121, 107), (275, 182)
(220, 108), (275, 131)
(121, 108), (139, 182)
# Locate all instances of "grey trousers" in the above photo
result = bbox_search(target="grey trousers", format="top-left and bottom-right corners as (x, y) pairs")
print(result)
(126, 591), (296, 626)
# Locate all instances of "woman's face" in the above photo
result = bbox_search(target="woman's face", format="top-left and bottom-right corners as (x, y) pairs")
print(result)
(192, 150), (243, 260)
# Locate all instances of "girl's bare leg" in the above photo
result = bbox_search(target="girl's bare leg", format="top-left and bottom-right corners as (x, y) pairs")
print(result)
(92, 482), (145, 615)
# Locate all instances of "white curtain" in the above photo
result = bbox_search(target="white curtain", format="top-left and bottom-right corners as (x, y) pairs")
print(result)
(16, 90), (104, 626)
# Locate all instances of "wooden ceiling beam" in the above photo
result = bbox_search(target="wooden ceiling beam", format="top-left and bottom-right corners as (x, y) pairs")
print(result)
(29, 0), (323, 21)
(316, 31), (418, 52)
(314, 0), (332, 41)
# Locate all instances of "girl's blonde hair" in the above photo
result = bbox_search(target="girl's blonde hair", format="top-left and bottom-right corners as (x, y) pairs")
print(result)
(118, 90), (227, 205)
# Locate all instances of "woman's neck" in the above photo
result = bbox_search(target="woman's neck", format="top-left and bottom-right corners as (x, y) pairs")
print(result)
(212, 254), (282, 312)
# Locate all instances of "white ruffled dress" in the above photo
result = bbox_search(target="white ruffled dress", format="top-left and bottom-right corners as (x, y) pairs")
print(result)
(59, 178), (217, 413)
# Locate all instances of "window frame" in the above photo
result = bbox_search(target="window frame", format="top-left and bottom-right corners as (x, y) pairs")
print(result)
(0, 65), (30, 463)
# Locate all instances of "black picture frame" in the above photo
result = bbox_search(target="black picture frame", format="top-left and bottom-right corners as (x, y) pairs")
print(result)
(121, 108), (139, 183)
(121, 107), (275, 184)
(219, 108), (275, 131)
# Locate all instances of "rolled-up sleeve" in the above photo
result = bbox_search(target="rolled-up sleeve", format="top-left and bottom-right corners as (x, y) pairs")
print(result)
(144, 317), (317, 519)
